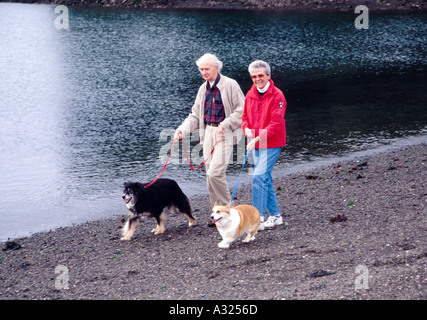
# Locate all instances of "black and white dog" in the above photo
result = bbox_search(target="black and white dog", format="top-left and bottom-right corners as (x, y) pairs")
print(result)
(121, 179), (195, 240)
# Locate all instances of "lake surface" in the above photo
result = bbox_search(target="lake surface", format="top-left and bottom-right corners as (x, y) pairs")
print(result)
(0, 3), (426, 240)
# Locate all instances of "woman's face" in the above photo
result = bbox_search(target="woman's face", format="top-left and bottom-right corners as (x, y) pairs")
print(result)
(250, 68), (270, 90)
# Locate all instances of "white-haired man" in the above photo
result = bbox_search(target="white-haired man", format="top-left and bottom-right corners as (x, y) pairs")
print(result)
(174, 53), (244, 206)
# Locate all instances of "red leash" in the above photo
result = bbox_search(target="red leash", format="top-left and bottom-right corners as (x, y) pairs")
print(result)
(144, 138), (177, 188)
(182, 132), (223, 171)
(144, 133), (223, 188)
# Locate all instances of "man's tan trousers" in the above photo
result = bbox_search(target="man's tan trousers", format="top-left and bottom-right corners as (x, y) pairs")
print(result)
(203, 125), (233, 206)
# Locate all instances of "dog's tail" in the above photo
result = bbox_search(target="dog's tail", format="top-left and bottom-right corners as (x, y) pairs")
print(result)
(171, 182), (193, 217)
(176, 193), (192, 216)
(173, 187), (195, 226)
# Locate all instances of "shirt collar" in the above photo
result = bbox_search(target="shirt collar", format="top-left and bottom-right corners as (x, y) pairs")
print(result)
(207, 73), (221, 89)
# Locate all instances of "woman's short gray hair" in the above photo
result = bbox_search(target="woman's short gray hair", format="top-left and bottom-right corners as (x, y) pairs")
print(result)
(248, 60), (271, 76)
(196, 53), (223, 72)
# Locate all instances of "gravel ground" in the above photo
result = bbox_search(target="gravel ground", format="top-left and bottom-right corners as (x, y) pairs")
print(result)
(1, 142), (426, 300)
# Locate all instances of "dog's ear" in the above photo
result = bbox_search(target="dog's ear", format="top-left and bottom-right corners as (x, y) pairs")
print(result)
(213, 202), (218, 207)
(226, 202), (233, 209)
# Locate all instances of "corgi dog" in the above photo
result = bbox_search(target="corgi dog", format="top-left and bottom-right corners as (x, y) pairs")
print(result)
(209, 202), (260, 249)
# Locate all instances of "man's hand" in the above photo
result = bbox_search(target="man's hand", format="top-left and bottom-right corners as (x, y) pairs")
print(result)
(216, 124), (225, 135)
(174, 130), (183, 141)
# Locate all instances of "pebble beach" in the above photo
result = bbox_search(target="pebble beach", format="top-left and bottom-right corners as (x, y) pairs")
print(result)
(1, 141), (426, 300)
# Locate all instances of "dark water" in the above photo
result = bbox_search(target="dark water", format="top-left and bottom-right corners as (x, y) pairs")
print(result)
(0, 3), (426, 240)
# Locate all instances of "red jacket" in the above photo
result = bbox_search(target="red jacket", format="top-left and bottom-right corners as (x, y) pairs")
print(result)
(241, 80), (287, 149)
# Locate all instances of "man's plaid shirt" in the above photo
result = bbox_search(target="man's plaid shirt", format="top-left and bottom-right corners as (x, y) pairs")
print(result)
(204, 74), (225, 125)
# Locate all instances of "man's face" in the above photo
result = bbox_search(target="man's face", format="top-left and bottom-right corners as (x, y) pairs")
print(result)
(198, 59), (219, 83)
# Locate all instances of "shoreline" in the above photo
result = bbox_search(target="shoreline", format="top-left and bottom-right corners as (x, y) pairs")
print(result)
(2, 134), (426, 242)
(1, 0), (426, 11)
(1, 140), (426, 299)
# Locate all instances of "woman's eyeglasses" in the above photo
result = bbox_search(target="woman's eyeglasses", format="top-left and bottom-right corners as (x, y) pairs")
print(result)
(251, 74), (265, 80)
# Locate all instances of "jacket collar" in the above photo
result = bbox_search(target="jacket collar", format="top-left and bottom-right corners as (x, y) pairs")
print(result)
(248, 79), (275, 99)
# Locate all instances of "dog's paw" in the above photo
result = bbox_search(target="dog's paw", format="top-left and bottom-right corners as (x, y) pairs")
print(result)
(242, 235), (255, 243)
(120, 236), (131, 241)
(218, 241), (230, 249)
(152, 227), (165, 235)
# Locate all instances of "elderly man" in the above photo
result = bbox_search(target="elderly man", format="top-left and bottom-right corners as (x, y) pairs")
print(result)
(174, 53), (244, 206)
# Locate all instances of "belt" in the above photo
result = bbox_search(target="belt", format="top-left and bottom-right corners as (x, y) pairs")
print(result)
(206, 122), (219, 127)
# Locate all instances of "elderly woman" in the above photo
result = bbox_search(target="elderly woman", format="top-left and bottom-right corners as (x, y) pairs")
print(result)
(241, 60), (287, 230)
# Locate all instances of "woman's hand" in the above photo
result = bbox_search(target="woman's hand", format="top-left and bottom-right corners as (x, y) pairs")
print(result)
(247, 136), (260, 150)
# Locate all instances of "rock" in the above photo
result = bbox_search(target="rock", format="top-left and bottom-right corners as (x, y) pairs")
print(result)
(2, 241), (22, 251)
(306, 270), (336, 278)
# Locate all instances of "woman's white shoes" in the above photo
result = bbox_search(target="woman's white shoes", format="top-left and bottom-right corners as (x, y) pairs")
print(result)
(259, 215), (283, 230)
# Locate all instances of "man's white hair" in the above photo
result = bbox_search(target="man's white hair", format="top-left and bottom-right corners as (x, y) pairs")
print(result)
(248, 60), (271, 76)
(196, 53), (223, 72)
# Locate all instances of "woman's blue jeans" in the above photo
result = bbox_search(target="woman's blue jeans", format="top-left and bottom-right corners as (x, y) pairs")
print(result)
(251, 147), (281, 217)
